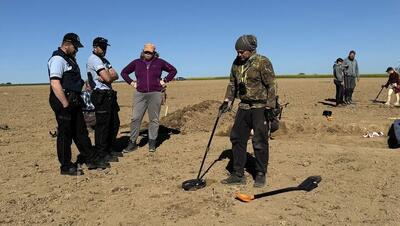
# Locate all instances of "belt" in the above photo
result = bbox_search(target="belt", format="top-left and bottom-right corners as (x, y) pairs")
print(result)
(93, 89), (115, 94)
(240, 99), (267, 105)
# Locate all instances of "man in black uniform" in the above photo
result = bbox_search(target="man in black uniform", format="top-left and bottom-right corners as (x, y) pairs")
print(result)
(48, 33), (109, 175)
(87, 37), (121, 162)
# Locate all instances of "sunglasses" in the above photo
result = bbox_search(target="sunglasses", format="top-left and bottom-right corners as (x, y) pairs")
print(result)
(237, 50), (246, 55)
(144, 51), (154, 55)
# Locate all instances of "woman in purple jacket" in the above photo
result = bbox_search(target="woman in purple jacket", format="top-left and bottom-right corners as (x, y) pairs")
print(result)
(121, 43), (177, 152)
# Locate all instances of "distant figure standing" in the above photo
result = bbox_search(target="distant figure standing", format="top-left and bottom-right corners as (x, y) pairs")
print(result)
(121, 43), (177, 152)
(343, 50), (359, 104)
(333, 58), (345, 106)
(382, 67), (400, 106)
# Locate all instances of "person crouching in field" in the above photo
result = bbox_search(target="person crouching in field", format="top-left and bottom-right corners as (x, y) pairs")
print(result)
(333, 58), (345, 106)
(121, 43), (177, 152)
(382, 67), (400, 106)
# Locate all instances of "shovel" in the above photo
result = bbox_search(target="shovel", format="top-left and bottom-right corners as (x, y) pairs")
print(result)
(236, 176), (322, 202)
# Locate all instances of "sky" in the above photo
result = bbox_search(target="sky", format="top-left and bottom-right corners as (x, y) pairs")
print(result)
(0, 0), (399, 84)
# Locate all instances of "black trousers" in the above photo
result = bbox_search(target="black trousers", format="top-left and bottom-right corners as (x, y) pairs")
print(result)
(91, 90), (120, 156)
(230, 108), (269, 176)
(344, 76), (356, 102)
(49, 91), (95, 170)
(334, 80), (344, 105)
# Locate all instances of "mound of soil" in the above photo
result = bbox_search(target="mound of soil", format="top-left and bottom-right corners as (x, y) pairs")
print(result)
(274, 120), (388, 137)
(160, 100), (389, 138)
(161, 100), (235, 135)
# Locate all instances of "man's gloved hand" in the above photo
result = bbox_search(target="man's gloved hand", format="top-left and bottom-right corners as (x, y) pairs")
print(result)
(264, 108), (277, 121)
(219, 101), (230, 113)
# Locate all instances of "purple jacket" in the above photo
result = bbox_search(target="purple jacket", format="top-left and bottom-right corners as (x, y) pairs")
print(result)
(121, 57), (177, 93)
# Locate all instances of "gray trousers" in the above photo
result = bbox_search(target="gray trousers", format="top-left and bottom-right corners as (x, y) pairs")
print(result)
(344, 76), (356, 101)
(130, 91), (162, 142)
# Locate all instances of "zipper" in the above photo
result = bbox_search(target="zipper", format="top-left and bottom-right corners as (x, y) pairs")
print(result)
(146, 59), (154, 92)
(147, 63), (150, 92)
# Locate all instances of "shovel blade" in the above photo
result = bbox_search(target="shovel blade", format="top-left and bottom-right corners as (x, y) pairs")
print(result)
(235, 193), (255, 202)
(297, 176), (322, 192)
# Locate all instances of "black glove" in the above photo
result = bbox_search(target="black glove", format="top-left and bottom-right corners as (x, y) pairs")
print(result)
(264, 108), (276, 121)
(219, 101), (230, 113)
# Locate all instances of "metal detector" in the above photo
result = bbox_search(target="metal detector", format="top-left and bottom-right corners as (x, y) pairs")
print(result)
(373, 86), (385, 103)
(182, 109), (224, 191)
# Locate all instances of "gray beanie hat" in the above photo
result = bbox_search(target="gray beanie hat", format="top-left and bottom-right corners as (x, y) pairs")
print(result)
(235, 35), (257, 51)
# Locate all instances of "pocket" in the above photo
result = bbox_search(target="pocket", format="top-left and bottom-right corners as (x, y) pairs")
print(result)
(49, 92), (64, 112)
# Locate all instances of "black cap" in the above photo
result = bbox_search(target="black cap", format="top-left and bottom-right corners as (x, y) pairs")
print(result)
(386, 67), (394, 72)
(336, 58), (343, 63)
(349, 50), (356, 55)
(63, 33), (84, 48)
(93, 37), (110, 47)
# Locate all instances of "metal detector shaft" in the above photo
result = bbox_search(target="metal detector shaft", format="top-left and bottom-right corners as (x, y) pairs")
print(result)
(199, 159), (218, 180)
(374, 87), (384, 101)
(196, 110), (223, 179)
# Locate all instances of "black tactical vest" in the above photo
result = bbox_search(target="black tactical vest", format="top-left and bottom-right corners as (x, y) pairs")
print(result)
(49, 48), (84, 92)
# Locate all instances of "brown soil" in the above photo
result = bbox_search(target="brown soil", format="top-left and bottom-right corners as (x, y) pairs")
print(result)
(1, 78), (399, 225)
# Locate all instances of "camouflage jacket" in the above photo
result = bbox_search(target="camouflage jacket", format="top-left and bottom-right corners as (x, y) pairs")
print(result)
(224, 54), (276, 109)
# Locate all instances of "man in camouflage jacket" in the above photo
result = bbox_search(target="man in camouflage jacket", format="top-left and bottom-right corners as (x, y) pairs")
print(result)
(219, 35), (276, 188)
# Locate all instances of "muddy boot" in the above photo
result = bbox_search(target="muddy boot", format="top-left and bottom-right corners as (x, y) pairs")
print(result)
(221, 173), (246, 185)
(101, 153), (119, 163)
(149, 139), (157, 152)
(60, 165), (84, 176)
(253, 172), (266, 188)
(86, 156), (111, 170)
(123, 141), (138, 153)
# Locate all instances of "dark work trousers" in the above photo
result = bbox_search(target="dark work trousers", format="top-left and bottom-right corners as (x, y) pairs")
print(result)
(49, 91), (96, 170)
(344, 76), (356, 102)
(230, 107), (269, 176)
(334, 80), (344, 105)
(91, 90), (120, 157)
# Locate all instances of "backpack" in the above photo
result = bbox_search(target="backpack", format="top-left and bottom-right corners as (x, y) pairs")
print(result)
(387, 119), (400, 148)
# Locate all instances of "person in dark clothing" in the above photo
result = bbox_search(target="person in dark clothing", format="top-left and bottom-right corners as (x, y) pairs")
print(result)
(333, 58), (345, 106)
(382, 67), (400, 106)
(48, 33), (109, 176)
(87, 37), (121, 163)
(220, 35), (277, 188)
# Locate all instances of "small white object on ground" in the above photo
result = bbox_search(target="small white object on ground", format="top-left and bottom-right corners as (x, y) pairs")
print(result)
(362, 131), (384, 138)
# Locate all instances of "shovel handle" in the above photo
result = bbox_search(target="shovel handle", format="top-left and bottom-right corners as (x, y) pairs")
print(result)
(253, 187), (299, 199)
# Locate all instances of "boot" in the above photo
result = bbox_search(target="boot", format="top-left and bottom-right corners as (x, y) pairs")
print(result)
(395, 94), (400, 106)
(101, 153), (119, 163)
(123, 141), (138, 153)
(86, 156), (111, 170)
(386, 90), (392, 105)
(221, 173), (246, 185)
(60, 165), (84, 176)
(254, 172), (266, 188)
(149, 139), (157, 152)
